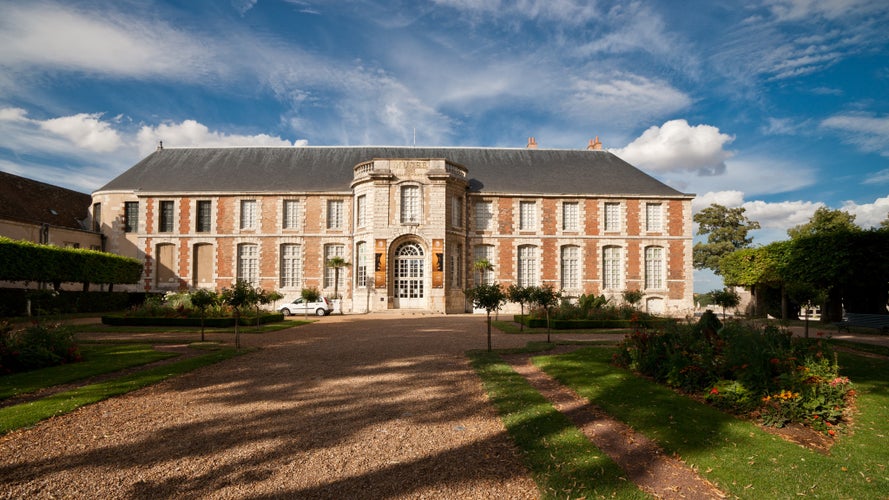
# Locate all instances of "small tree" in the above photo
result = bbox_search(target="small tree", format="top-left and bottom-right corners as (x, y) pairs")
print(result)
(465, 282), (507, 351)
(301, 287), (321, 320)
(189, 288), (218, 342)
(622, 289), (643, 309)
(710, 288), (741, 320)
(254, 289), (283, 330)
(507, 284), (533, 331)
(326, 256), (351, 313)
(530, 284), (562, 343)
(220, 280), (259, 349)
(473, 258), (493, 286)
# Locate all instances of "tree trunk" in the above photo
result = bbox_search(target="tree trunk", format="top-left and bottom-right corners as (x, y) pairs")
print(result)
(487, 312), (492, 352)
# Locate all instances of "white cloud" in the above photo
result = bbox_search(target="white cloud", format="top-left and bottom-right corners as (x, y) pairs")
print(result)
(135, 120), (305, 157)
(691, 190), (745, 213)
(0, 107), (125, 157)
(821, 113), (889, 156)
(661, 156), (816, 198)
(864, 169), (889, 185)
(568, 77), (692, 129)
(612, 120), (734, 175)
(841, 196), (889, 229)
(741, 199), (822, 230)
(764, 0), (888, 21)
(39, 113), (122, 153)
(431, 0), (599, 24)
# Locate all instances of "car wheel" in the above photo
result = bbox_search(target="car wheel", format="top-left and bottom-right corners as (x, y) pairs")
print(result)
(281, 308), (292, 316)
(315, 308), (326, 316)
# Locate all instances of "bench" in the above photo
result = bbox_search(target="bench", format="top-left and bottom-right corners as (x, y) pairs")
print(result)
(834, 313), (889, 333)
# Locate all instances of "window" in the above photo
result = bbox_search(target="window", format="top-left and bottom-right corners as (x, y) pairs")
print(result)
(280, 244), (302, 288)
(240, 200), (257, 230)
(196, 200), (212, 233)
(324, 244), (345, 289)
(604, 202), (620, 232)
(562, 202), (579, 231)
(646, 203), (663, 232)
(519, 201), (536, 231)
(561, 246), (580, 290)
(159, 200), (174, 233)
(645, 246), (664, 289)
(237, 243), (259, 286)
(283, 200), (299, 230)
(475, 201), (493, 231)
(92, 203), (101, 231)
(450, 244), (463, 287)
(356, 195), (366, 228)
(474, 245), (495, 285)
(603, 246), (622, 290)
(327, 199), (344, 229)
(517, 245), (538, 286)
(401, 186), (420, 223)
(356, 241), (368, 287)
(451, 196), (463, 228)
(124, 201), (138, 233)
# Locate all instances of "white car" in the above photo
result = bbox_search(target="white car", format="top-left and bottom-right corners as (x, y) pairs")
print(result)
(279, 297), (333, 316)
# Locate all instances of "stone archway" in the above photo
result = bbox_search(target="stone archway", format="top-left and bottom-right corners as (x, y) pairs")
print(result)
(393, 241), (426, 309)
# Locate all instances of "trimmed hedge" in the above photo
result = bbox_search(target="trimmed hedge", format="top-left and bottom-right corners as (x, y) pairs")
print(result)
(101, 313), (285, 327)
(0, 237), (142, 285)
(514, 315), (676, 330)
(0, 289), (150, 317)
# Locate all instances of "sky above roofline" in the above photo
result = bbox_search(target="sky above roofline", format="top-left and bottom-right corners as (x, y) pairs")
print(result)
(1, 0), (887, 292)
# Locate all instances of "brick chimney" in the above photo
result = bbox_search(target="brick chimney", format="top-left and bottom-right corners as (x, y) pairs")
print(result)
(587, 136), (602, 150)
(527, 137), (538, 149)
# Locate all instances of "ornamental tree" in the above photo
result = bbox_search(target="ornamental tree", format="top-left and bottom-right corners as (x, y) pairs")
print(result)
(693, 204), (760, 273)
(465, 282), (507, 351)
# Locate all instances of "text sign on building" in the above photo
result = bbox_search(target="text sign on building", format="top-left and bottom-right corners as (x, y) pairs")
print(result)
(432, 239), (444, 288)
(374, 239), (387, 288)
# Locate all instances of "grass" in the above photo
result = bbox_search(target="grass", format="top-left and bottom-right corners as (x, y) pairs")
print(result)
(0, 343), (176, 400)
(0, 345), (245, 435)
(468, 350), (649, 499)
(535, 346), (889, 499)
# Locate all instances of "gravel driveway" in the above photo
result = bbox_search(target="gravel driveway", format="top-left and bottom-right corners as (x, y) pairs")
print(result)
(0, 314), (540, 499)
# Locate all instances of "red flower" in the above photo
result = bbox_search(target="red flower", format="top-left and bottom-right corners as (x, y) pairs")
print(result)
(770, 358), (780, 364)
(828, 429), (836, 436)
(710, 387), (719, 395)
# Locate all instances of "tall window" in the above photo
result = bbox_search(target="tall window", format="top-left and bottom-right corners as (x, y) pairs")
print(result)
(401, 186), (420, 223)
(603, 246), (622, 290)
(237, 243), (259, 286)
(124, 201), (138, 233)
(560, 246), (580, 290)
(280, 244), (302, 288)
(196, 200), (212, 233)
(646, 203), (663, 232)
(517, 245), (538, 286)
(324, 244), (345, 289)
(355, 241), (368, 287)
(475, 201), (493, 231)
(356, 195), (366, 228)
(283, 200), (299, 230)
(562, 202), (579, 231)
(474, 245), (495, 285)
(604, 202), (620, 232)
(240, 200), (257, 230)
(92, 203), (101, 231)
(327, 200), (344, 229)
(645, 246), (664, 289)
(451, 196), (463, 228)
(519, 201), (536, 231)
(158, 200), (174, 233)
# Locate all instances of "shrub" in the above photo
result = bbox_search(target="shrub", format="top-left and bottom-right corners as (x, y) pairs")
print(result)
(0, 322), (80, 374)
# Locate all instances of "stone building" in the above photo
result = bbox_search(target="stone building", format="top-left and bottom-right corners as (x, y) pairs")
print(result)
(91, 140), (695, 315)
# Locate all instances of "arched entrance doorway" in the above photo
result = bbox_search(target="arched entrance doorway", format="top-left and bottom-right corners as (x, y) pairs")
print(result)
(393, 242), (425, 309)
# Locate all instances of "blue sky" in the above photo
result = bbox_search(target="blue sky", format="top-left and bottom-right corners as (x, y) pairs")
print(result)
(1, 0), (887, 291)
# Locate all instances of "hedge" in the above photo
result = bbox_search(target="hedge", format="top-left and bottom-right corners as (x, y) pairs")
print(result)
(513, 315), (677, 330)
(101, 313), (285, 327)
(0, 289), (151, 317)
(0, 237), (142, 285)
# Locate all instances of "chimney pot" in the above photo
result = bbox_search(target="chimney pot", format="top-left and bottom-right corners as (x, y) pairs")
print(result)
(157, 140), (164, 151)
(527, 137), (538, 149)
(587, 136), (602, 151)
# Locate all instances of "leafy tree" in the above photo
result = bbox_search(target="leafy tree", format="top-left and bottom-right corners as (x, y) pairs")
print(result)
(220, 280), (260, 349)
(326, 256), (351, 312)
(881, 212), (889, 230)
(710, 288), (740, 319)
(189, 288), (219, 342)
(693, 204), (760, 273)
(622, 289), (643, 309)
(787, 206), (858, 239)
(720, 241), (791, 318)
(530, 284), (562, 343)
(301, 287), (321, 320)
(473, 258), (493, 286)
(465, 282), (507, 351)
(506, 284), (533, 332)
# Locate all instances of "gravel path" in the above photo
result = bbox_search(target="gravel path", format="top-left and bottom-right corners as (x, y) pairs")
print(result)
(0, 314), (540, 499)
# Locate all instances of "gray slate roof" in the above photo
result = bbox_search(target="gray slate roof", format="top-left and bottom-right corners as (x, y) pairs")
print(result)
(96, 146), (691, 197)
(0, 171), (92, 230)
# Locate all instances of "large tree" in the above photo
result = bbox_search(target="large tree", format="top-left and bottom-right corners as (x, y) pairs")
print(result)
(787, 206), (858, 239)
(693, 204), (760, 273)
